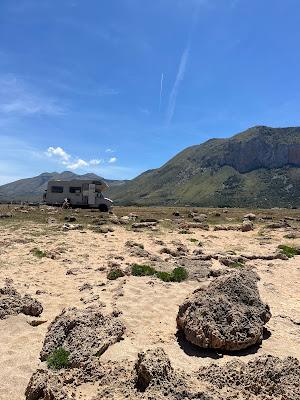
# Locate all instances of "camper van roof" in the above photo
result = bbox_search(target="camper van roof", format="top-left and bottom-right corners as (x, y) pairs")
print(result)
(48, 179), (105, 184)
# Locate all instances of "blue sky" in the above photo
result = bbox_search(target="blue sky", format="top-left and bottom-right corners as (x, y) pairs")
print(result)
(1, 0), (300, 184)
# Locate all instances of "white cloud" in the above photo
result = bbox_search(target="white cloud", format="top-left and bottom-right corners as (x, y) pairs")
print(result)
(140, 108), (151, 115)
(105, 148), (114, 153)
(46, 146), (70, 161)
(67, 159), (89, 170)
(45, 146), (116, 170)
(0, 74), (65, 116)
(96, 88), (119, 96)
(89, 159), (102, 165)
(0, 99), (64, 116)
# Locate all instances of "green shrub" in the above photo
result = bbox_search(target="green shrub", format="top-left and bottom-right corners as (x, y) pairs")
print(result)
(156, 271), (172, 282)
(156, 267), (188, 282)
(278, 245), (300, 258)
(131, 264), (156, 276)
(171, 266), (188, 282)
(30, 248), (47, 258)
(131, 264), (188, 283)
(227, 250), (237, 255)
(188, 238), (198, 243)
(47, 347), (70, 370)
(229, 261), (244, 269)
(107, 268), (125, 280)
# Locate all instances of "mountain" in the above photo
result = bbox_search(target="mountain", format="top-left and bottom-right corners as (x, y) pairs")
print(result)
(0, 171), (126, 203)
(107, 126), (300, 208)
(1, 126), (300, 207)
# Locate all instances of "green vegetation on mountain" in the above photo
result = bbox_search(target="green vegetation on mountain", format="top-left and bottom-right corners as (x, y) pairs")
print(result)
(107, 126), (300, 208)
(1, 126), (299, 207)
(0, 171), (126, 203)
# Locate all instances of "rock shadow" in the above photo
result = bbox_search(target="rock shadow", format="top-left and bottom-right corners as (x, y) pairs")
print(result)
(176, 331), (222, 359)
(176, 327), (272, 359)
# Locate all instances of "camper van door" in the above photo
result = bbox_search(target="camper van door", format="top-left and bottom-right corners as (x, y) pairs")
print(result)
(88, 184), (96, 205)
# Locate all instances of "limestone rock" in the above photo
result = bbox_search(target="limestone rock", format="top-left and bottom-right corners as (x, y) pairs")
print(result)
(197, 354), (300, 399)
(177, 270), (271, 351)
(25, 368), (71, 400)
(244, 213), (256, 221)
(135, 348), (173, 391)
(241, 220), (254, 232)
(0, 286), (43, 319)
(40, 306), (125, 366)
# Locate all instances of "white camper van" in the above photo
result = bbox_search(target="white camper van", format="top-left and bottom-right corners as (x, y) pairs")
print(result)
(44, 179), (113, 211)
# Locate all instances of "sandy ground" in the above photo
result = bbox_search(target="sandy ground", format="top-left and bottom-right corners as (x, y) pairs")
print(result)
(0, 208), (299, 399)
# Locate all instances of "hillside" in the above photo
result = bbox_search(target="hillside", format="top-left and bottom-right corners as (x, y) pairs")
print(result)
(0, 171), (126, 203)
(107, 126), (300, 208)
(1, 126), (300, 207)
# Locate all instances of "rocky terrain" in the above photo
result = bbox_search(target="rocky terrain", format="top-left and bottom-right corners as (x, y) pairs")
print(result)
(0, 204), (299, 399)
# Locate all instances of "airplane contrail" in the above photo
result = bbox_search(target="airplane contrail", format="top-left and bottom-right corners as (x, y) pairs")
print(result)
(159, 72), (164, 111)
(166, 45), (190, 125)
(165, 0), (200, 125)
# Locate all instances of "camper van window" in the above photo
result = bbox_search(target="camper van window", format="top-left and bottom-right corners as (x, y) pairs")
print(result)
(51, 186), (64, 193)
(69, 187), (81, 194)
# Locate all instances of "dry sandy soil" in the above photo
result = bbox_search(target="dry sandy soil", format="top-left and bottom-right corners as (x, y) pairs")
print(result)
(0, 205), (299, 399)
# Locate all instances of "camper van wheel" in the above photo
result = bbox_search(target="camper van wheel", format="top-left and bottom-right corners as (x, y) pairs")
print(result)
(99, 204), (108, 212)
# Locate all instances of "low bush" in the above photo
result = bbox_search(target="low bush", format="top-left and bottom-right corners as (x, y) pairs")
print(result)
(156, 271), (172, 282)
(278, 245), (300, 258)
(229, 261), (244, 269)
(171, 266), (188, 282)
(131, 264), (156, 276)
(131, 264), (188, 283)
(107, 268), (125, 280)
(30, 248), (47, 258)
(47, 347), (70, 370)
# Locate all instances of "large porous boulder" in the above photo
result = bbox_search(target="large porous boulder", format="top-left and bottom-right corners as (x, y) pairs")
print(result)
(193, 214), (207, 222)
(0, 285), (43, 319)
(243, 213), (256, 221)
(26, 350), (199, 400)
(135, 348), (173, 391)
(25, 369), (70, 400)
(25, 353), (300, 400)
(197, 354), (300, 399)
(40, 306), (125, 366)
(177, 270), (271, 351)
(240, 220), (254, 232)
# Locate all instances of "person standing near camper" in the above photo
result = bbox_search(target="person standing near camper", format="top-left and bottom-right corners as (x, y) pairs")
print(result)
(62, 198), (70, 209)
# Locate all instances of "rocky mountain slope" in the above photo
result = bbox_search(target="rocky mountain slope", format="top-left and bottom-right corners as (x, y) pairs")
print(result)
(0, 171), (126, 202)
(1, 126), (300, 207)
(107, 126), (300, 208)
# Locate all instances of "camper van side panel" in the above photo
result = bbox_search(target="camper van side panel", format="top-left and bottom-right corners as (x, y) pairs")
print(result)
(46, 181), (83, 205)
(45, 179), (112, 210)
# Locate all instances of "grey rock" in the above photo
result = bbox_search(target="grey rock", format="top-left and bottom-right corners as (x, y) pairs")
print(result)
(0, 286), (43, 319)
(177, 269), (271, 351)
(135, 348), (173, 391)
(40, 306), (125, 367)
